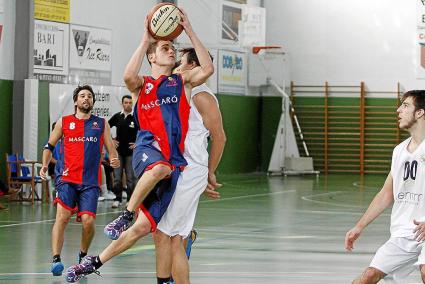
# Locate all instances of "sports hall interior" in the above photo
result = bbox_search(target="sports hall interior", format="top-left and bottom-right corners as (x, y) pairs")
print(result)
(0, 0), (423, 283)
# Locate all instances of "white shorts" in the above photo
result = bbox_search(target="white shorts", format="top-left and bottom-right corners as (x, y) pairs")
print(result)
(157, 163), (208, 238)
(370, 236), (425, 283)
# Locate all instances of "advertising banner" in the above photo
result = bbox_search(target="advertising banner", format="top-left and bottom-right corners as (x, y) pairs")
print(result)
(33, 20), (69, 81)
(218, 49), (247, 94)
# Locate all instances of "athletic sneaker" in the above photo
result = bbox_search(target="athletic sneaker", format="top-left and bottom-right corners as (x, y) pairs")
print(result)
(104, 213), (132, 240)
(185, 229), (198, 258)
(65, 256), (99, 283)
(51, 261), (64, 276)
(111, 200), (121, 208)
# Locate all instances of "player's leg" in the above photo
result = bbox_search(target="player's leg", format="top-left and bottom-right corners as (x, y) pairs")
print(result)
(51, 182), (78, 276)
(124, 154), (136, 201)
(112, 154), (124, 208)
(51, 203), (72, 275)
(126, 163), (171, 211)
(77, 185), (100, 263)
(104, 145), (172, 240)
(171, 235), (189, 284)
(154, 230), (172, 284)
(65, 212), (152, 283)
(185, 229), (197, 259)
(353, 237), (419, 284)
(352, 267), (385, 284)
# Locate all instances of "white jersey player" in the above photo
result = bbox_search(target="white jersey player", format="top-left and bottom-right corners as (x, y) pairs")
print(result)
(345, 90), (425, 284)
(154, 48), (226, 284)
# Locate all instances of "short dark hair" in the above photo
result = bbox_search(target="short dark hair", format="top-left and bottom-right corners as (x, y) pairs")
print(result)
(146, 42), (159, 66)
(179, 47), (214, 67)
(73, 85), (95, 103)
(402, 90), (425, 111)
(122, 95), (132, 103)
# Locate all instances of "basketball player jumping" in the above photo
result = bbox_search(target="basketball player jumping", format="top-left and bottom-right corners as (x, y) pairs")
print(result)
(65, 8), (213, 283)
(345, 90), (425, 283)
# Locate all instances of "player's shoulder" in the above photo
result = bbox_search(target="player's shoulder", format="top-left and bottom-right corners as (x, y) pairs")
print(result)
(393, 137), (411, 154)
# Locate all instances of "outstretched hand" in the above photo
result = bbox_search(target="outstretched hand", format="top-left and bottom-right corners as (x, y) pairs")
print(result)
(345, 226), (362, 251)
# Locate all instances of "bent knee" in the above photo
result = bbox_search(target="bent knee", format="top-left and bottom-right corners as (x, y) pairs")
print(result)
(81, 216), (96, 228)
(149, 164), (171, 180)
(359, 267), (385, 283)
(131, 221), (151, 238)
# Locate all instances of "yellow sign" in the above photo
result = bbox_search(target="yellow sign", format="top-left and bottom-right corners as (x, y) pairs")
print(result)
(34, 0), (70, 23)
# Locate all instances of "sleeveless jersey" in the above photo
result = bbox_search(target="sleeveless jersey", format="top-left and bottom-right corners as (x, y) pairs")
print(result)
(57, 114), (105, 186)
(184, 83), (219, 167)
(133, 74), (190, 167)
(390, 137), (425, 238)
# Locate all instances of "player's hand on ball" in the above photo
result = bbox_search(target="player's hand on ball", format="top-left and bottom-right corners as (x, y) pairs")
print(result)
(413, 219), (425, 241)
(143, 15), (156, 43)
(110, 157), (120, 169)
(178, 7), (193, 33)
(345, 226), (362, 251)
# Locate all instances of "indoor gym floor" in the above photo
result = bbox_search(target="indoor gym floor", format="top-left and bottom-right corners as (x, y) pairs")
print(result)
(0, 174), (421, 284)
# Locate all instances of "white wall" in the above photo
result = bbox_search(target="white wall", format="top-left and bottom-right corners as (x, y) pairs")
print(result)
(71, 0), (157, 86)
(0, 0), (15, 80)
(266, 0), (421, 91)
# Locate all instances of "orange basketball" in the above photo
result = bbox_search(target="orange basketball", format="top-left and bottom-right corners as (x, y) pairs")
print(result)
(147, 3), (183, 41)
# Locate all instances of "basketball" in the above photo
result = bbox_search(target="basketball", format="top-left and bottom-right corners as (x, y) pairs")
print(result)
(148, 3), (183, 41)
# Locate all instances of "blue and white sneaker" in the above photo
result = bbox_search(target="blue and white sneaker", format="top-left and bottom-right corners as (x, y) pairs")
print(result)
(51, 261), (64, 276)
(185, 229), (198, 259)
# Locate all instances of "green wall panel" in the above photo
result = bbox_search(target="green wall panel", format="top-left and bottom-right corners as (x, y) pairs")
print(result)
(216, 94), (261, 174)
(0, 80), (13, 180)
(260, 96), (282, 171)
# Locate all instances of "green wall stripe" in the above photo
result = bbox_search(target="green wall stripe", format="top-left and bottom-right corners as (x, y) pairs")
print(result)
(0, 80), (13, 180)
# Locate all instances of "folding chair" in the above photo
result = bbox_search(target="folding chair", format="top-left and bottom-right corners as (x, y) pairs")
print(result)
(5, 153), (48, 204)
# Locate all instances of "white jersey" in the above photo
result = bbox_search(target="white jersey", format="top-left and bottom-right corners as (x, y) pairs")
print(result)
(390, 137), (425, 238)
(183, 84), (218, 167)
(157, 83), (218, 237)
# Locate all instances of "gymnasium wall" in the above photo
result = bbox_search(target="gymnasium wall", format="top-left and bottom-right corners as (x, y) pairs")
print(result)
(265, 0), (423, 91)
(0, 0), (16, 80)
(215, 94), (282, 174)
(0, 80), (13, 179)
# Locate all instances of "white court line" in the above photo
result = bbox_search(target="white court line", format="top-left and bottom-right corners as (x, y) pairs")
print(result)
(0, 211), (118, 228)
(200, 189), (296, 203)
(352, 181), (381, 190)
(0, 270), (357, 277)
(0, 190), (296, 229)
(301, 191), (364, 208)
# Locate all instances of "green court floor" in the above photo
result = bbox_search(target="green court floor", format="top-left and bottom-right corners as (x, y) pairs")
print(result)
(0, 174), (420, 283)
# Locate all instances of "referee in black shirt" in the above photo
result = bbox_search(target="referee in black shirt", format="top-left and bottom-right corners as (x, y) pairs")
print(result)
(108, 95), (138, 208)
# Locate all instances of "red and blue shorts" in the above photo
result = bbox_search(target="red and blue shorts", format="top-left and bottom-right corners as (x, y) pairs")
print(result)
(54, 181), (100, 219)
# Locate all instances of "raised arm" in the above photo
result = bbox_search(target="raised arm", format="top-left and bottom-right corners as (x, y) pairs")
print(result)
(40, 120), (64, 179)
(345, 173), (394, 251)
(179, 8), (214, 87)
(123, 16), (156, 93)
(193, 92), (226, 189)
(103, 122), (120, 169)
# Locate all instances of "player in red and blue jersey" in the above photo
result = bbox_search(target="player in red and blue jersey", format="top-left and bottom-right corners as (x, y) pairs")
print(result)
(65, 8), (213, 283)
(40, 85), (120, 277)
